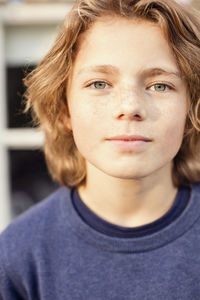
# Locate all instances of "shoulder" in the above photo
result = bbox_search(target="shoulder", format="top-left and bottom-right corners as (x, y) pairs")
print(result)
(191, 183), (200, 198)
(0, 186), (72, 263)
(0, 187), (72, 297)
(1, 186), (71, 237)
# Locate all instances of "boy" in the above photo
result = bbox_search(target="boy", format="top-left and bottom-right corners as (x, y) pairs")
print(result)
(1, 0), (200, 299)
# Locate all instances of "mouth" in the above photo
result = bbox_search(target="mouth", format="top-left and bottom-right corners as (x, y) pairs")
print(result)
(106, 135), (152, 151)
(106, 135), (152, 142)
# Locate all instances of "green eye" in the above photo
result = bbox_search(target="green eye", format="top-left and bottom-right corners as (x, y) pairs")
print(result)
(93, 81), (108, 89)
(150, 84), (169, 92)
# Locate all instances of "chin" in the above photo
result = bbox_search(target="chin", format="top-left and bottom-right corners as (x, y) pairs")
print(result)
(102, 167), (150, 180)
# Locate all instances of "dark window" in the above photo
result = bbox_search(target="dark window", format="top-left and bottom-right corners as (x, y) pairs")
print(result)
(6, 65), (35, 128)
(9, 149), (59, 218)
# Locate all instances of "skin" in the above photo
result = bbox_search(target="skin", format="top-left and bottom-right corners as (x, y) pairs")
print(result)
(66, 17), (188, 227)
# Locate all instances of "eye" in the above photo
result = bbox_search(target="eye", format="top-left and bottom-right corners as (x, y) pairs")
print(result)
(88, 81), (109, 89)
(149, 83), (171, 92)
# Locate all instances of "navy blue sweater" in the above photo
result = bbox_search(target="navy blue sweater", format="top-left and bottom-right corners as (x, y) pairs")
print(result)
(0, 184), (200, 299)
(71, 185), (190, 238)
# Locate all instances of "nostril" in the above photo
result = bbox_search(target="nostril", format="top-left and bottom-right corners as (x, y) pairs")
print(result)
(118, 114), (124, 118)
(134, 114), (143, 120)
(117, 113), (144, 121)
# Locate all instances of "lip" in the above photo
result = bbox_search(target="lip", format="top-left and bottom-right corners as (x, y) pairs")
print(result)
(106, 135), (152, 152)
(106, 135), (152, 142)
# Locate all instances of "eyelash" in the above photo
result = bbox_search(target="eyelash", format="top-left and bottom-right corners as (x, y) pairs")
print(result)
(147, 83), (173, 92)
(86, 81), (173, 92)
(86, 81), (110, 89)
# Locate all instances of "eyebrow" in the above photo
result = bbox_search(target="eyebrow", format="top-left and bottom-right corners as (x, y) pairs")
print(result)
(77, 65), (119, 77)
(141, 67), (182, 79)
(77, 64), (182, 79)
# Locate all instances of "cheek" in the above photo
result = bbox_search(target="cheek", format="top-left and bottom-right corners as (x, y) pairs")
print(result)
(71, 95), (109, 127)
(69, 100), (107, 152)
(158, 106), (187, 156)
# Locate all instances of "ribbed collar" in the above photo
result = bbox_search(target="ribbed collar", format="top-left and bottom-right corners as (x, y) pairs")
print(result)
(71, 186), (190, 238)
(60, 184), (200, 253)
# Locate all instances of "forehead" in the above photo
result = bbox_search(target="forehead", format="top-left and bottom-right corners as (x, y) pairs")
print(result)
(69, 16), (180, 81)
(76, 16), (166, 51)
(78, 15), (162, 40)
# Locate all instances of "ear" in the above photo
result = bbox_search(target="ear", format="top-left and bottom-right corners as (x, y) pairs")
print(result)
(67, 119), (72, 131)
(65, 116), (72, 131)
(62, 91), (72, 131)
(61, 109), (72, 131)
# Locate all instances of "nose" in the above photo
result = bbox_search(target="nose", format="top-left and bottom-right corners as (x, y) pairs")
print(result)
(113, 89), (147, 121)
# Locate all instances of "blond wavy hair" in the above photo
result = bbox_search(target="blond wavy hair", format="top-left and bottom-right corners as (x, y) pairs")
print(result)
(24, 0), (200, 188)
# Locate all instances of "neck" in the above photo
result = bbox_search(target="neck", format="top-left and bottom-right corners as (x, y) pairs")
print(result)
(78, 162), (178, 227)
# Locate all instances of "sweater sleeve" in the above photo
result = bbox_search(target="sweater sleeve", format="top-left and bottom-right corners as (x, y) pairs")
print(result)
(0, 235), (26, 300)
(0, 260), (20, 300)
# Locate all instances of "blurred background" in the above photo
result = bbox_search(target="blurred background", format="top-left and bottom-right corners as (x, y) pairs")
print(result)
(0, 0), (199, 232)
(0, 0), (74, 232)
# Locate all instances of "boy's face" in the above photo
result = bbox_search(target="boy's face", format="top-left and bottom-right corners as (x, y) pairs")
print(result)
(67, 17), (188, 181)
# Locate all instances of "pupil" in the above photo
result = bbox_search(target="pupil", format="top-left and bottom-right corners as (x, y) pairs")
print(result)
(156, 84), (165, 91)
(95, 82), (105, 89)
